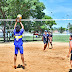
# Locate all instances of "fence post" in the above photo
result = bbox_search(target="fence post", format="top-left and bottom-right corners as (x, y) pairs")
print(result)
(4, 21), (6, 42)
(33, 34), (34, 41)
(7, 32), (8, 42)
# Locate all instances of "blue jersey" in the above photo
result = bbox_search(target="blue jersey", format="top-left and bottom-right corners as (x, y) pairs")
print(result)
(14, 29), (24, 46)
(43, 34), (49, 41)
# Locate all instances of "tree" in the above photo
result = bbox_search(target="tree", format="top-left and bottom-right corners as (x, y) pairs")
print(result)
(31, 15), (57, 34)
(0, 0), (46, 28)
(0, 0), (9, 42)
(0, 0), (45, 19)
(43, 15), (56, 29)
(67, 22), (71, 28)
(69, 26), (72, 33)
(0, 0), (57, 38)
(58, 27), (65, 34)
(67, 23), (72, 33)
(0, 0), (46, 41)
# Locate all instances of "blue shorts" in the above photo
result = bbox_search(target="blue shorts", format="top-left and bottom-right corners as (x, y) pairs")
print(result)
(15, 45), (23, 54)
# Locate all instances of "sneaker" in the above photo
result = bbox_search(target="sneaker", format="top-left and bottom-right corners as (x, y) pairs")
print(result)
(21, 65), (25, 69)
(14, 66), (16, 69)
(17, 64), (21, 68)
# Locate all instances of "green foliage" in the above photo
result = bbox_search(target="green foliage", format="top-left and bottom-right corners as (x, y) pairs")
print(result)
(0, 0), (45, 19)
(53, 35), (69, 42)
(69, 26), (72, 33)
(38, 15), (57, 33)
(67, 23), (72, 33)
(58, 27), (65, 33)
(0, 0), (56, 33)
(43, 15), (56, 28)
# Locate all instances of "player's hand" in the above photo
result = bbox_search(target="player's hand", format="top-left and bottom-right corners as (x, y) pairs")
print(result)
(67, 54), (69, 58)
(42, 38), (43, 41)
(19, 19), (21, 23)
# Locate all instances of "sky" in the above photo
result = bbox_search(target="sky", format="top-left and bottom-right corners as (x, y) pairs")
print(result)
(40, 0), (72, 28)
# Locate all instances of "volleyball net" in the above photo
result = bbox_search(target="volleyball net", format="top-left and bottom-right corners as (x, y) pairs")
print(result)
(0, 19), (72, 42)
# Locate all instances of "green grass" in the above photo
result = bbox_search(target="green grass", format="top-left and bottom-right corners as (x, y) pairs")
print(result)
(0, 35), (70, 42)
(23, 35), (70, 42)
(23, 36), (33, 40)
(53, 35), (69, 42)
(10, 36), (42, 41)
(0, 38), (4, 40)
(23, 36), (42, 40)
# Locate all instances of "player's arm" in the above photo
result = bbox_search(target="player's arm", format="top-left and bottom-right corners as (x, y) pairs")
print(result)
(42, 36), (43, 41)
(48, 36), (50, 40)
(67, 36), (71, 57)
(20, 21), (24, 29)
(50, 37), (52, 41)
(19, 19), (24, 34)
(14, 18), (17, 29)
(67, 46), (71, 57)
(68, 47), (71, 55)
(69, 36), (71, 40)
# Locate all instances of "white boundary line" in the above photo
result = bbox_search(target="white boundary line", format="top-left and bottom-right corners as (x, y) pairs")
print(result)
(0, 19), (72, 21)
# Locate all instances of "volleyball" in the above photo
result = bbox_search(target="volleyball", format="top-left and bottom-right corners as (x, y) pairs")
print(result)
(17, 14), (22, 19)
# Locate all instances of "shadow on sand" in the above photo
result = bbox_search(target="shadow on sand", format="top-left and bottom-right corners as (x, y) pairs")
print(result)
(49, 48), (52, 49)
(16, 64), (27, 69)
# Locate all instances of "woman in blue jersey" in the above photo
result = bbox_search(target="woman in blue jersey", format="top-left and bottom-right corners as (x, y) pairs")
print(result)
(67, 35), (72, 67)
(14, 19), (25, 69)
(42, 30), (49, 50)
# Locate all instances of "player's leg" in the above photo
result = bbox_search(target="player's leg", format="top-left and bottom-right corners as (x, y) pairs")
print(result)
(20, 45), (25, 68)
(44, 43), (47, 50)
(48, 40), (49, 49)
(50, 38), (53, 48)
(50, 42), (53, 48)
(67, 42), (72, 57)
(70, 42), (72, 67)
(70, 41), (72, 53)
(43, 39), (48, 50)
(21, 54), (25, 67)
(14, 54), (17, 69)
(14, 46), (18, 69)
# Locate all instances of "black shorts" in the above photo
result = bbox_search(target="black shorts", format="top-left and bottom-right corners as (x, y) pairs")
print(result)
(44, 41), (48, 44)
(70, 54), (72, 60)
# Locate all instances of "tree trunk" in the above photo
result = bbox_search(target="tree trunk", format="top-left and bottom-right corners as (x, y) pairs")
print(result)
(0, 8), (6, 42)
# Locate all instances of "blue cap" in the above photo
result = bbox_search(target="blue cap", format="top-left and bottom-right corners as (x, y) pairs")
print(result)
(44, 30), (47, 32)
